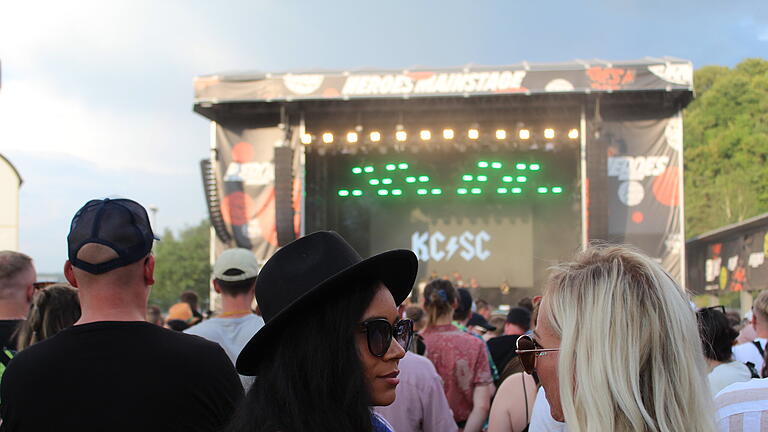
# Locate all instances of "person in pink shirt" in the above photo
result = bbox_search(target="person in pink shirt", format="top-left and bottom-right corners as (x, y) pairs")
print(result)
(375, 351), (458, 432)
(421, 279), (495, 432)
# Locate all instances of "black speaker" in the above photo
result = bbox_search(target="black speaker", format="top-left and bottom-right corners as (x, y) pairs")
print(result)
(274, 147), (296, 246)
(200, 159), (232, 244)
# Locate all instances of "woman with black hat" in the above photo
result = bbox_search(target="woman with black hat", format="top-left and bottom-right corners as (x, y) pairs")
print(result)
(227, 231), (418, 432)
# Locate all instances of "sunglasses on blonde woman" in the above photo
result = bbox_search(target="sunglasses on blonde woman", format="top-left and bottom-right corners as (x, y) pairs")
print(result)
(516, 334), (560, 374)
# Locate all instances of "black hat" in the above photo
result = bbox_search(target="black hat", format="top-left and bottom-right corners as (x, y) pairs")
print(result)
(67, 198), (157, 275)
(236, 231), (417, 375)
(468, 312), (497, 332)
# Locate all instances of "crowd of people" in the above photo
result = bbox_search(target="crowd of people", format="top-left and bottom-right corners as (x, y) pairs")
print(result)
(0, 196), (766, 431)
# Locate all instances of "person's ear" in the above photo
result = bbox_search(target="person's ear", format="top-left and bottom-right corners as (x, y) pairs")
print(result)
(212, 279), (222, 294)
(451, 298), (459, 310)
(144, 256), (155, 286)
(64, 261), (78, 287)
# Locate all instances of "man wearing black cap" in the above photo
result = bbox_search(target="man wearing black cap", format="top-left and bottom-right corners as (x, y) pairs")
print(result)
(0, 198), (243, 432)
(487, 307), (531, 379)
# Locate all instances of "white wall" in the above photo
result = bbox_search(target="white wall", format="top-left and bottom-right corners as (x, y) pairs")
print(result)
(0, 156), (21, 251)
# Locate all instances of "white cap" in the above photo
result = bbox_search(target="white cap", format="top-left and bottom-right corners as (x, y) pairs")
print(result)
(213, 248), (260, 282)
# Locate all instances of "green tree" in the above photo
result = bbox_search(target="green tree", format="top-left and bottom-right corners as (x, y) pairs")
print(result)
(684, 58), (768, 237)
(149, 219), (211, 309)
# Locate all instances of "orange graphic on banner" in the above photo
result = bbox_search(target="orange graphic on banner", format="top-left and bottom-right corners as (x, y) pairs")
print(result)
(587, 67), (635, 90)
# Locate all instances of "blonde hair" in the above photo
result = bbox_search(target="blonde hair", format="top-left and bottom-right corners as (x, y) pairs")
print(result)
(541, 244), (715, 432)
(422, 279), (457, 327)
(752, 290), (768, 321)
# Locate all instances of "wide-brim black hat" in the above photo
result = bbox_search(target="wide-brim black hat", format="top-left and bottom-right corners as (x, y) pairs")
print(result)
(236, 231), (418, 375)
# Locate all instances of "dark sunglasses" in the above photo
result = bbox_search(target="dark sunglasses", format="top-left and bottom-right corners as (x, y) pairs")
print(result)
(515, 334), (560, 375)
(360, 318), (414, 357)
(698, 305), (726, 315)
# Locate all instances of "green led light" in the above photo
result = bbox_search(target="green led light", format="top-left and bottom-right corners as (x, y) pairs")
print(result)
(418, 175), (429, 182)
(491, 162), (503, 169)
(552, 187), (563, 194)
(471, 187), (482, 195)
(502, 176), (513, 183)
(511, 187), (522, 194)
(537, 187), (548, 194)
(382, 178), (393, 185)
(462, 174), (473, 181)
(338, 190), (350, 197)
(398, 163), (409, 170)
(477, 175), (488, 182)
(352, 189), (363, 196)
(497, 187), (508, 194)
(352, 167), (363, 174)
(516, 176), (527, 183)
(364, 166), (374, 173)
(417, 189), (428, 196)
(457, 188), (468, 195)
(478, 161), (489, 168)
(385, 164), (397, 171)
(516, 163), (527, 170)
(378, 189), (389, 196)
(405, 176), (416, 183)
(392, 189), (403, 196)
(431, 188), (442, 195)
(369, 179), (380, 186)
(529, 163), (541, 171)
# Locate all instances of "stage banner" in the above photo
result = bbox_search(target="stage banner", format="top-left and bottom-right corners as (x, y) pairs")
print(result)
(215, 124), (284, 261)
(590, 114), (684, 282)
(688, 227), (768, 293)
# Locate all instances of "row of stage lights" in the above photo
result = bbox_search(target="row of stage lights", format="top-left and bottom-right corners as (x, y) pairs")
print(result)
(301, 127), (580, 145)
(337, 186), (564, 197)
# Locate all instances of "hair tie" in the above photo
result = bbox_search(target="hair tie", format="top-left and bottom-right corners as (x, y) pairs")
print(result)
(437, 289), (448, 301)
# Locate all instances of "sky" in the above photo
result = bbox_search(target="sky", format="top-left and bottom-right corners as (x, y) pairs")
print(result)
(0, 0), (766, 273)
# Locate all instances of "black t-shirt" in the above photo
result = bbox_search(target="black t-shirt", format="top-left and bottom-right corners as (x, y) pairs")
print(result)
(0, 320), (22, 351)
(487, 334), (521, 374)
(0, 321), (244, 432)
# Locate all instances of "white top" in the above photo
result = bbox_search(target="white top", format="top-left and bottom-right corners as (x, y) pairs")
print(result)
(708, 361), (753, 396)
(529, 387), (567, 432)
(185, 314), (265, 389)
(714, 378), (768, 432)
(732, 338), (767, 374)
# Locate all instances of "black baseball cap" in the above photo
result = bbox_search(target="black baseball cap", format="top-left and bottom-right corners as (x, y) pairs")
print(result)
(67, 198), (158, 275)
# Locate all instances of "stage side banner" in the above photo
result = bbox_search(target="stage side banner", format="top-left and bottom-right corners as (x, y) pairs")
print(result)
(589, 115), (684, 281)
(216, 124), (283, 261)
(688, 229), (768, 293)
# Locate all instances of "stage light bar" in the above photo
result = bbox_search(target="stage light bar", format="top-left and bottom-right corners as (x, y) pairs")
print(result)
(346, 132), (359, 143)
(497, 187), (508, 194)
(491, 162), (502, 169)
(462, 174), (473, 181)
(537, 187), (549, 194)
(477, 175), (488, 182)
(370, 131), (382, 142)
(364, 166), (374, 173)
(382, 178), (393, 185)
(352, 189), (363, 196)
(468, 129), (479, 140)
(392, 189), (403, 196)
(529, 163), (541, 171)
(516, 163), (527, 170)
(338, 189), (350, 197)
(378, 189), (389, 196)
(544, 128), (555, 140)
(502, 176), (513, 183)
(420, 130), (432, 141)
(386, 164), (397, 171)
(495, 129), (507, 140)
(519, 129), (530, 140)
(405, 176), (416, 183)
(352, 167), (363, 174)
(457, 188), (468, 195)
(511, 187), (522, 194)
(418, 175), (429, 182)
(322, 132), (334, 144)
(443, 129), (455, 140)
(552, 187), (563, 194)
(369, 179), (380, 186)
(568, 129), (579, 140)
(417, 188), (428, 196)
(477, 161), (489, 168)
(431, 188), (442, 195)
(470, 187), (482, 195)
(516, 176), (528, 183)
(301, 133), (312, 145)
(395, 130), (407, 142)
(398, 163), (409, 169)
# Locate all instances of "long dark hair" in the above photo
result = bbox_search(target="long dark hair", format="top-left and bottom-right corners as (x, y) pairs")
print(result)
(423, 279), (457, 327)
(15, 284), (81, 350)
(226, 279), (379, 432)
